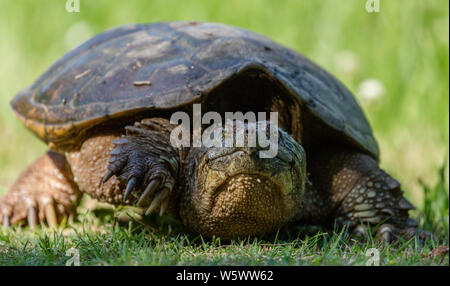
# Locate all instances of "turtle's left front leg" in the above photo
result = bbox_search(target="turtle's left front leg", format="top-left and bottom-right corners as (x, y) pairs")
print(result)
(102, 118), (181, 216)
(309, 148), (425, 242)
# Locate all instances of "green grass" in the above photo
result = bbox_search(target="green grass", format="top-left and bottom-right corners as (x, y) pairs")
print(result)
(0, 227), (447, 266)
(0, 222), (448, 266)
(0, 216), (448, 266)
(0, 0), (448, 265)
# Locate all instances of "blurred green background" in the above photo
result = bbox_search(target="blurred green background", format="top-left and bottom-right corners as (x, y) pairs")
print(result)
(0, 0), (448, 211)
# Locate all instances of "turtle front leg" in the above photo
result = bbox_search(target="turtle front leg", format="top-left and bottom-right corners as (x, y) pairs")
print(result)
(102, 118), (180, 216)
(310, 148), (426, 242)
(0, 151), (81, 229)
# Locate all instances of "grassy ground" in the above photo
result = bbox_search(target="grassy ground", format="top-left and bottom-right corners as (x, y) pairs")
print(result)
(0, 229), (448, 266)
(0, 0), (448, 266)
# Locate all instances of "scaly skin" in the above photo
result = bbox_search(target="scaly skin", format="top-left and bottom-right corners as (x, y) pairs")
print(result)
(308, 147), (422, 241)
(0, 118), (422, 241)
(0, 151), (81, 228)
(179, 123), (307, 238)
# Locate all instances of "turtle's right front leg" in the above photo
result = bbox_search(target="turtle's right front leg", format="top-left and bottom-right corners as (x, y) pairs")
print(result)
(102, 118), (180, 216)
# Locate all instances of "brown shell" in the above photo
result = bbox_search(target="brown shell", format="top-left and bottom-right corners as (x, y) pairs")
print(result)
(11, 21), (379, 158)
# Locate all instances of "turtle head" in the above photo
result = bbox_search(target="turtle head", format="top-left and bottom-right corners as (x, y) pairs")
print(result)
(179, 121), (306, 239)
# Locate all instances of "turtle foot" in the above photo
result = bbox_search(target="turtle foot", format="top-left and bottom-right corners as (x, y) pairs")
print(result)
(0, 151), (80, 229)
(102, 118), (179, 216)
(349, 220), (432, 244)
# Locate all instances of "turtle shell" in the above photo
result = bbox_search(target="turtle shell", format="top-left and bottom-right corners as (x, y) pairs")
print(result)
(11, 21), (379, 158)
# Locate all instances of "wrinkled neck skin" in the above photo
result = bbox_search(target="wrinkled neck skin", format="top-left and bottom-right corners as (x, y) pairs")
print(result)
(176, 121), (308, 240)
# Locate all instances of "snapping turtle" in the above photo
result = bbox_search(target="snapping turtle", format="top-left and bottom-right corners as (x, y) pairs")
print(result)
(0, 22), (421, 241)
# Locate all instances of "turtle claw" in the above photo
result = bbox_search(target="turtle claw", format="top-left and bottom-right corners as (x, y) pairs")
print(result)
(2, 214), (10, 229)
(0, 192), (74, 230)
(145, 187), (170, 216)
(27, 206), (37, 230)
(102, 170), (115, 184)
(136, 179), (161, 207)
(351, 224), (368, 239)
(44, 203), (58, 228)
(376, 224), (394, 243)
(124, 177), (138, 202)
